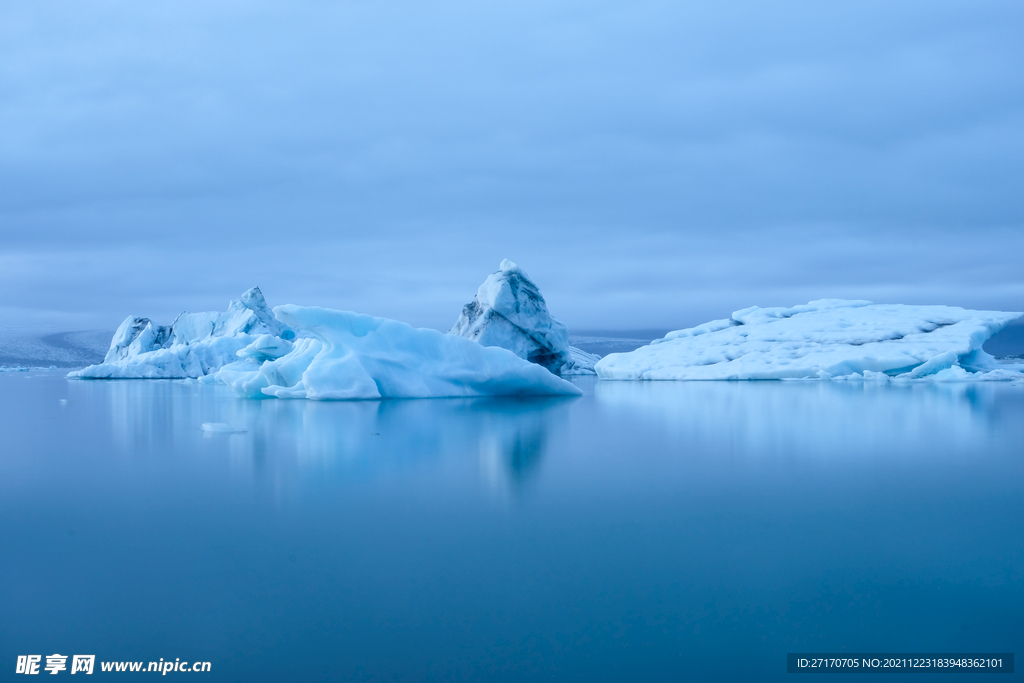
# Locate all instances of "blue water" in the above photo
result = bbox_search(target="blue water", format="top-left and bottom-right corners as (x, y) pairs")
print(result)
(2, 370), (1022, 681)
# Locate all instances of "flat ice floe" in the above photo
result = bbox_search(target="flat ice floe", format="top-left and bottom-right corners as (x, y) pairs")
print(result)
(595, 300), (1023, 381)
(215, 305), (582, 399)
(449, 259), (596, 375)
(69, 287), (295, 379)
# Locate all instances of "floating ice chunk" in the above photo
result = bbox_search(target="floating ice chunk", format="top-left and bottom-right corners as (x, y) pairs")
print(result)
(862, 370), (893, 382)
(217, 305), (582, 400)
(560, 346), (601, 375)
(449, 260), (575, 374)
(69, 287), (296, 379)
(201, 422), (247, 433)
(595, 300), (1023, 381)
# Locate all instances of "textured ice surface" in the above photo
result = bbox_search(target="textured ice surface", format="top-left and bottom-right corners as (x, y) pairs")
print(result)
(70, 287), (295, 379)
(595, 300), (1023, 381)
(560, 346), (601, 375)
(217, 305), (582, 400)
(450, 260), (583, 374)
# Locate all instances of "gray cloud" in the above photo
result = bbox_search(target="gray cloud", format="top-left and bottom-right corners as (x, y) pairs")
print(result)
(1, 0), (1022, 331)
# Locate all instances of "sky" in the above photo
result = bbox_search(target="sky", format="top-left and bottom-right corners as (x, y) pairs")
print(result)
(2, 0), (1023, 333)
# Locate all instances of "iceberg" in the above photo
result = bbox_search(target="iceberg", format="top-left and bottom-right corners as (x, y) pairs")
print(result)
(69, 287), (296, 379)
(449, 259), (596, 375)
(595, 299), (1023, 381)
(216, 305), (582, 400)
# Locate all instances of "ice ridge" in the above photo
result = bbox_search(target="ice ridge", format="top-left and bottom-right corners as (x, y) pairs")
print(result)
(69, 287), (295, 379)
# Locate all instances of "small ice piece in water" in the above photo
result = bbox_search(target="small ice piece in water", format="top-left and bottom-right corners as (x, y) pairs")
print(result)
(201, 423), (247, 433)
(595, 300), (1023, 381)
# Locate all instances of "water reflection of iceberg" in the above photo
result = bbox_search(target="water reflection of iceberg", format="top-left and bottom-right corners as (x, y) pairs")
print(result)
(476, 403), (553, 488)
(84, 378), (572, 486)
(594, 379), (1024, 462)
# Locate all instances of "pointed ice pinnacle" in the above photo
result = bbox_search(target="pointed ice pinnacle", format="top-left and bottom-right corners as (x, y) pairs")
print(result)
(70, 287), (296, 379)
(449, 260), (584, 374)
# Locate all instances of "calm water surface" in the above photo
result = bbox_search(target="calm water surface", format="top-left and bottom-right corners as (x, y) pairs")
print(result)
(2, 371), (1022, 681)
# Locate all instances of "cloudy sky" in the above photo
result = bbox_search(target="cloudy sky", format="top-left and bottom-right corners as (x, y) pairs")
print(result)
(2, 0), (1022, 332)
